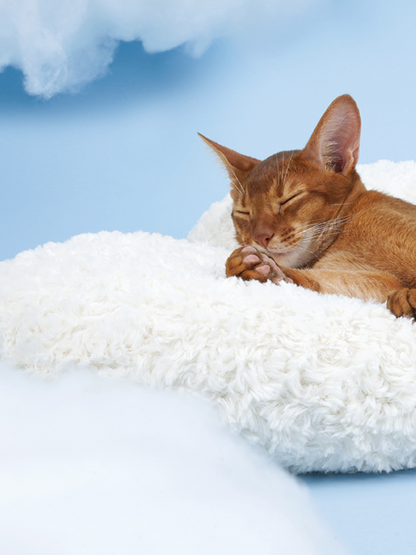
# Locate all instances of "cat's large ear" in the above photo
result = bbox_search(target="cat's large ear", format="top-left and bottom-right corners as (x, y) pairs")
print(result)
(198, 133), (260, 197)
(302, 95), (361, 175)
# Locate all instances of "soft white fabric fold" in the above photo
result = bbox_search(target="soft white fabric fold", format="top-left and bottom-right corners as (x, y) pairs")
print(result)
(2, 160), (416, 473)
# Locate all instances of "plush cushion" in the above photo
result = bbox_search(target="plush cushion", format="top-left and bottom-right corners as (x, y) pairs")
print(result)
(2, 161), (416, 473)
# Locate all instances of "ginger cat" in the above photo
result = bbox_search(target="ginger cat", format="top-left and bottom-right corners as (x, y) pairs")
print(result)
(200, 94), (416, 318)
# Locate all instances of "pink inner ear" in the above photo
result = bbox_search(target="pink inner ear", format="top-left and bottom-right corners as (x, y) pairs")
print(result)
(322, 108), (360, 173)
(304, 96), (361, 175)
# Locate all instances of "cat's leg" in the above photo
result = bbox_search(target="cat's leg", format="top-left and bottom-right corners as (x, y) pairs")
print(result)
(287, 268), (416, 318)
(226, 246), (293, 284)
(226, 247), (410, 316)
(282, 267), (403, 304)
(226, 248), (400, 299)
(386, 288), (416, 318)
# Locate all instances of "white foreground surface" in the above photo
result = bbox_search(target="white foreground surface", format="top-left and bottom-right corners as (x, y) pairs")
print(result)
(0, 363), (347, 555)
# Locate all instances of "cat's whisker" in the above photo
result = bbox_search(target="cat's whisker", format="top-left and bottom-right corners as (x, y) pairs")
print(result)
(304, 247), (319, 258)
(302, 231), (342, 243)
(228, 166), (245, 196)
(298, 223), (328, 235)
(306, 227), (350, 242)
(292, 240), (319, 259)
(304, 219), (350, 234)
(295, 224), (336, 238)
(294, 214), (356, 243)
(275, 154), (280, 191)
(302, 214), (356, 232)
(280, 152), (285, 191)
(292, 218), (331, 233)
(230, 181), (244, 196)
(233, 180), (245, 196)
(282, 151), (294, 187)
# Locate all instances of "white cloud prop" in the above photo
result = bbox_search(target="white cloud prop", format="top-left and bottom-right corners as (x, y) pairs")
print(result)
(0, 365), (348, 555)
(0, 0), (322, 97)
(1, 161), (416, 474)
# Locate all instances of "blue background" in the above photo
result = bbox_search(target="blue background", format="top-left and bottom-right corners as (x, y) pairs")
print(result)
(2, 0), (416, 262)
(1, 0), (416, 552)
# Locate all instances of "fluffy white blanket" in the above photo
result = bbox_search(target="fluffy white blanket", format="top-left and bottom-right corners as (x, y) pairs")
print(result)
(2, 161), (416, 473)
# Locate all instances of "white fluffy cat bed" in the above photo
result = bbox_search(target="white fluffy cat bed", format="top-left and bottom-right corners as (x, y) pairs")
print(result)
(2, 161), (416, 474)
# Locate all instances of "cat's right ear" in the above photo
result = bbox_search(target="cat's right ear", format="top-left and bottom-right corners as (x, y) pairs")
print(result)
(198, 133), (260, 198)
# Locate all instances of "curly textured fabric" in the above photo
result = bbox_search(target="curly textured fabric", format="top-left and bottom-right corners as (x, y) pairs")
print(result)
(2, 161), (416, 473)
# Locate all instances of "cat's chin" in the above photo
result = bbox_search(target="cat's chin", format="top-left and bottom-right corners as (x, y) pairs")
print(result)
(252, 241), (312, 269)
(267, 247), (309, 269)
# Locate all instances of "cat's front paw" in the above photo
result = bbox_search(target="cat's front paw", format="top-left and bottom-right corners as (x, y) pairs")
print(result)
(225, 246), (292, 284)
(387, 288), (416, 318)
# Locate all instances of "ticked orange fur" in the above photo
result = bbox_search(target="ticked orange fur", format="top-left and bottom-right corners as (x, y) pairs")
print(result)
(200, 95), (416, 318)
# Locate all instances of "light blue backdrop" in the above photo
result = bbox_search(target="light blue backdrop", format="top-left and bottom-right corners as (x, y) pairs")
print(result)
(2, 0), (416, 262)
(1, 1), (416, 552)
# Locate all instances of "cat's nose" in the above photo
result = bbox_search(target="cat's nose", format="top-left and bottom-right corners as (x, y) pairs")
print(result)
(254, 231), (274, 249)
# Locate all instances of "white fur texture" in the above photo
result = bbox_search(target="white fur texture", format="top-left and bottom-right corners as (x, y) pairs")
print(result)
(2, 161), (416, 473)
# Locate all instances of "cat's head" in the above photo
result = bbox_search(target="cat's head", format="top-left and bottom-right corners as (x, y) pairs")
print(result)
(200, 94), (365, 268)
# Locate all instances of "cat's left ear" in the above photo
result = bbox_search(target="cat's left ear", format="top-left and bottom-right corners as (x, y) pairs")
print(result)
(302, 95), (361, 175)
(198, 133), (260, 197)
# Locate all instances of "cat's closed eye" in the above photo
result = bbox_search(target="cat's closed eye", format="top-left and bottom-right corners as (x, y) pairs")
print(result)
(278, 193), (302, 214)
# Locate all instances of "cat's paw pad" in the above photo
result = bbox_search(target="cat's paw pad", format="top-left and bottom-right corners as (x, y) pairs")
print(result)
(387, 288), (416, 318)
(225, 246), (292, 284)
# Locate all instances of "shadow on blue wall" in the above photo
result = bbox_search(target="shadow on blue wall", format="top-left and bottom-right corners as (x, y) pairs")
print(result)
(0, 40), (222, 118)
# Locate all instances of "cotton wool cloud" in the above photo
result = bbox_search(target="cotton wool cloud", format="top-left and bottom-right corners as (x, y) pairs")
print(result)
(0, 0), (325, 98)
(0, 363), (349, 555)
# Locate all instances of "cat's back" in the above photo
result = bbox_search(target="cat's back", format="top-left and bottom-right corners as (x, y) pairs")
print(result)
(358, 189), (416, 218)
(346, 189), (416, 240)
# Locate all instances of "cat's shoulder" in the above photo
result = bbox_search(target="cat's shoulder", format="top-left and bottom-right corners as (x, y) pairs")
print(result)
(354, 189), (416, 218)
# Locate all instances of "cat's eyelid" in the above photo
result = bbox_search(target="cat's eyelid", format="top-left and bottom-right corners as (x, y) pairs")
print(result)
(278, 192), (303, 214)
(234, 210), (250, 216)
(282, 192), (301, 204)
(280, 192), (303, 207)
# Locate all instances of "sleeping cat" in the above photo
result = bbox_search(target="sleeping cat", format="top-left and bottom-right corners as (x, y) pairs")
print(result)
(200, 94), (416, 318)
